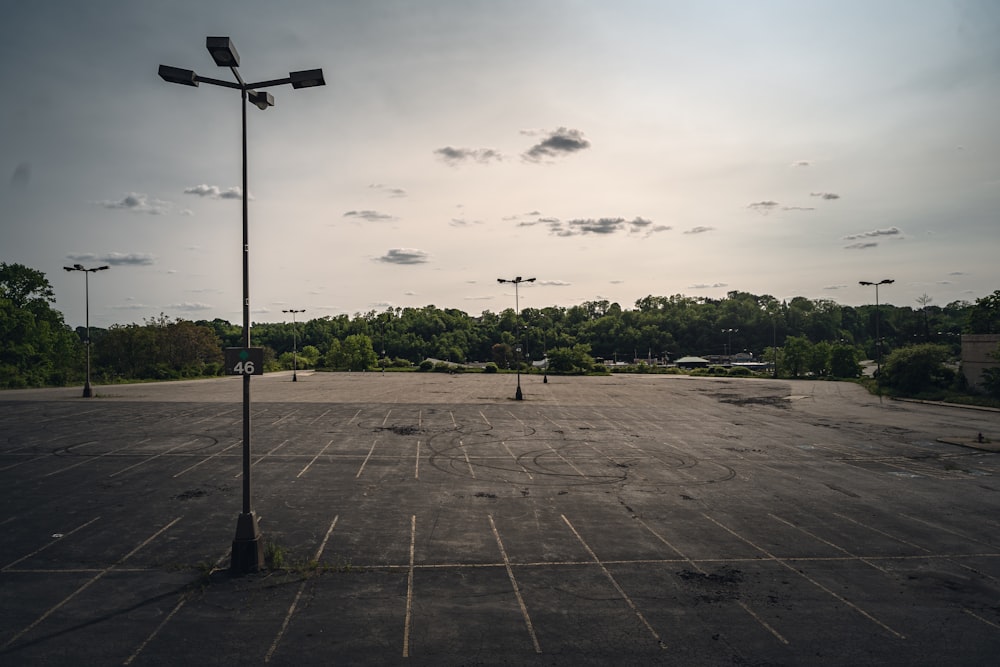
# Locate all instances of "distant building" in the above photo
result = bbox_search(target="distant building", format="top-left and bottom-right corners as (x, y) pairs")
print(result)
(675, 356), (710, 369)
(961, 334), (1000, 390)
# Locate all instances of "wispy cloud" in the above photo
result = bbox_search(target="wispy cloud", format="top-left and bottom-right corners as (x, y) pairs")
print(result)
(791, 160), (811, 167)
(538, 279), (571, 286)
(844, 242), (878, 250)
(748, 200), (780, 214)
(95, 192), (171, 215)
(433, 146), (503, 165)
(683, 226), (715, 234)
(167, 302), (213, 311)
(449, 218), (483, 227)
(11, 162), (30, 187)
(344, 210), (395, 222)
(374, 248), (429, 265)
(522, 127), (591, 162)
(369, 183), (407, 198)
(823, 284), (849, 290)
(782, 206), (815, 211)
(810, 192), (841, 200)
(843, 226), (902, 240)
(523, 216), (665, 237)
(183, 184), (246, 200)
(66, 252), (155, 266)
(689, 282), (728, 289)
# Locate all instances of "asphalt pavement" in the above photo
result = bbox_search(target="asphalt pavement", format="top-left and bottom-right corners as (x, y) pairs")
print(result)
(1, 371), (998, 665)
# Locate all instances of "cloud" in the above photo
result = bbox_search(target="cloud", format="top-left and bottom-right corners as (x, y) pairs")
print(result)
(369, 183), (407, 198)
(433, 146), (503, 165)
(823, 285), (849, 290)
(844, 242), (878, 250)
(522, 127), (591, 162)
(782, 206), (816, 211)
(183, 184), (247, 200)
(95, 192), (171, 215)
(374, 248), (429, 265)
(842, 226), (902, 240)
(683, 226), (715, 234)
(464, 295), (494, 301)
(11, 162), (30, 187)
(792, 160), (811, 167)
(530, 216), (664, 237)
(67, 252), (155, 266)
(538, 280), (571, 286)
(748, 200), (780, 214)
(689, 282), (728, 289)
(344, 210), (395, 222)
(450, 218), (484, 227)
(810, 192), (841, 200)
(167, 302), (213, 311)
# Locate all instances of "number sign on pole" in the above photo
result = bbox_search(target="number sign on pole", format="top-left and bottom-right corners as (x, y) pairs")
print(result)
(225, 348), (264, 375)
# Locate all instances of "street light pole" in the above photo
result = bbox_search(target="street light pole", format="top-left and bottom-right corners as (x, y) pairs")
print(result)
(859, 279), (894, 376)
(497, 276), (535, 400)
(160, 37), (325, 574)
(282, 309), (305, 381)
(63, 264), (108, 398)
(721, 328), (738, 361)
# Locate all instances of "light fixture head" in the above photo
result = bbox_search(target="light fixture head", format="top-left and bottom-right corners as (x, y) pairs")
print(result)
(248, 90), (274, 110)
(290, 68), (326, 89)
(206, 36), (240, 67)
(158, 64), (199, 87)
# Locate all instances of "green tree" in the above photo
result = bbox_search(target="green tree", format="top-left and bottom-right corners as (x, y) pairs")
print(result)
(967, 290), (1000, 334)
(830, 344), (862, 378)
(878, 344), (953, 393)
(546, 344), (595, 374)
(783, 336), (812, 378)
(326, 334), (377, 371)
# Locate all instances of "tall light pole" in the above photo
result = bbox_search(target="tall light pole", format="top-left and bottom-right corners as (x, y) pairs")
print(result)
(282, 308), (305, 381)
(497, 276), (535, 400)
(160, 37), (325, 574)
(721, 328), (738, 360)
(859, 279), (894, 376)
(63, 264), (108, 397)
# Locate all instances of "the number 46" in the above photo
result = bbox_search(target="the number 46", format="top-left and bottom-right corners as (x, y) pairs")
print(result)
(234, 361), (255, 374)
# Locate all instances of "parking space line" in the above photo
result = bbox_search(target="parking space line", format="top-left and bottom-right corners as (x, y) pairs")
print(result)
(769, 513), (890, 574)
(173, 439), (241, 478)
(265, 515), (339, 663)
(561, 514), (667, 650)
(415, 441), (421, 479)
(297, 439), (336, 478)
(3, 516), (181, 650)
(356, 439), (379, 478)
(488, 515), (541, 653)
(110, 439), (199, 478)
(2, 516), (101, 572)
(123, 546), (230, 666)
(963, 608), (1000, 629)
(703, 513), (905, 639)
(479, 410), (491, 427)
(382, 409), (392, 427)
(403, 515), (416, 658)
(833, 512), (930, 554)
(460, 439), (476, 478)
(234, 439), (292, 478)
(0, 453), (51, 472)
(636, 516), (789, 645)
(501, 441), (532, 480)
(307, 408), (331, 426)
(269, 409), (300, 426)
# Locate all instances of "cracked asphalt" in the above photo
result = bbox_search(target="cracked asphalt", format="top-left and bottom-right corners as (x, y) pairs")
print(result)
(1, 372), (999, 665)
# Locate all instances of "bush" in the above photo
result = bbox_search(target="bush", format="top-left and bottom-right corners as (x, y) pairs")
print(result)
(484, 363), (498, 373)
(878, 344), (953, 394)
(418, 360), (434, 372)
(728, 366), (753, 376)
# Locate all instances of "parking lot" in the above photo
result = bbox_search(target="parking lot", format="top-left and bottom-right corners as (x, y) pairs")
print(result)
(1, 371), (999, 665)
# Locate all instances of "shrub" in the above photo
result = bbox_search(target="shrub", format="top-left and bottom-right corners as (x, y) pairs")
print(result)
(484, 363), (498, 373)
(418, 360), (434, 372)
(728, 366), (752, 376)
(878, 344), (953, 394)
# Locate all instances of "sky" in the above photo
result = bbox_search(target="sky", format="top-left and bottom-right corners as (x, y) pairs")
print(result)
(2, 0), (998, 328)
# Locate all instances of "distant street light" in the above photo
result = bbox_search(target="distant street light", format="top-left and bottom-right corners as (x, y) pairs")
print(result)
(497, 276), (535, 400)
(63, 264), (108, 397)
(721, 328), (738, 360)
(160, 36), (325, 574)
(282, 309), (305, 381)
(859, 279), (894, 376)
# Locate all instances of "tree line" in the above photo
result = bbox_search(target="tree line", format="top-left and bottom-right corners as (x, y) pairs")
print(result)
(2, 262), (999, 389)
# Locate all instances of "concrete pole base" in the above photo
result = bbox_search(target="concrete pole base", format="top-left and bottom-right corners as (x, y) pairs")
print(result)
(231, 511), (264, 574)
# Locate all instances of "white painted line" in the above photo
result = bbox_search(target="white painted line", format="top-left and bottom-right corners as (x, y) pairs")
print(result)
(769, 513), (889, 574)
(270, 409), (300, 426)
(265, 516), (340, 663)
(173, 440), (240, 478)
(479, 410), (491, 427)
(449, 411), (457, 427)
(356, 439), (379, 478)
(382, 409), (392, 427)
(297, 439), (335, 478)
(234, 439), (292, 478)
(3, 517), (181, 650)
(110, 439), (199, 478)
(403, 515), (416, 658)
(1, 516), (101, 572)
(415, 440), (421, 479)
(561, 514), (667, 650)
(488, 515), (541, 653)
(963, 608), (1000, 629)
(307, 408), (332, 426)
(703, 513), (905, 639)
(124, 547), (230, 666)
(460, 439), (476, 478)
(501, 441), (532, 480)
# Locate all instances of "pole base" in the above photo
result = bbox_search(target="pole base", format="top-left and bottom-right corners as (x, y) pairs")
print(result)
(231, 512), (264, 574)
(515, 386), (523, 401)
(292, 372), (297, 382)
(82, 381), (93, 398)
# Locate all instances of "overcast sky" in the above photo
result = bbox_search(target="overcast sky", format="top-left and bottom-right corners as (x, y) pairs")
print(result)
(3, 0), (998, 328)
